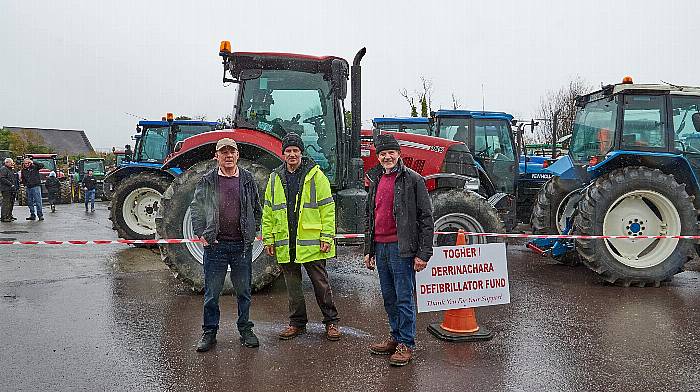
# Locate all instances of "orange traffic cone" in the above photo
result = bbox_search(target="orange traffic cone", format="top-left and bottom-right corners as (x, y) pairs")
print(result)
(427, 229), (494, 342)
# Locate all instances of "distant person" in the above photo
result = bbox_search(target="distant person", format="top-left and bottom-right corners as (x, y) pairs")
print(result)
(190, 138), (262, 352)
(20, 158), (44, 221)
(0, 158), (16, 222)
(46, 171), (61, 213)
(364, 133), (434, 367)
(82, 169), (97, 212)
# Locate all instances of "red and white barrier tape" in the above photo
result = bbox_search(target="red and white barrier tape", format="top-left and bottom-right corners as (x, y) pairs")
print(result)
(1, 231), (698, 245)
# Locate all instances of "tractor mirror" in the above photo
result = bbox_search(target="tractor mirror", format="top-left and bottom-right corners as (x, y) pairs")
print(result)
(692, 113), (700, 132)
(240, 69), (262, 81)
(331, 59), (348, 99)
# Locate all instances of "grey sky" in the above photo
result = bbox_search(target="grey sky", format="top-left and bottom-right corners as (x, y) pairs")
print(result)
(1, 0), (698, 150)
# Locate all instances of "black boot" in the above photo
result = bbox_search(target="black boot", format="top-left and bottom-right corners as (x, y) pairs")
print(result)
(196, 330), (217, 352)
(240, 329), (259, 348)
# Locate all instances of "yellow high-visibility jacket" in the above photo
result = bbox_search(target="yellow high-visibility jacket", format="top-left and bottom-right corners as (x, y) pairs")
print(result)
(262, 161), (335, 263)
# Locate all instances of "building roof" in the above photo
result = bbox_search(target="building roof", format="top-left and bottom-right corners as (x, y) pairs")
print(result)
(5, 127), (94, 155)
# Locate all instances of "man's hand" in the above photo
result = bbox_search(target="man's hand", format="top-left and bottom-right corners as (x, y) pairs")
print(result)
(265, 245), (275, 256)
(199, 236), (209, 247)
(413, 257), (427, 272)
(320, 241), (331, 253)
(364, 254), (375, 270)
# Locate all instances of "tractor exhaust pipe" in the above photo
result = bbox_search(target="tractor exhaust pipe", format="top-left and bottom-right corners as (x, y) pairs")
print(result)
(351, 47), (366, 159)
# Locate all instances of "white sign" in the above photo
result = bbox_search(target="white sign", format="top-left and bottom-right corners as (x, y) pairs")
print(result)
(416, 243), (510, 313)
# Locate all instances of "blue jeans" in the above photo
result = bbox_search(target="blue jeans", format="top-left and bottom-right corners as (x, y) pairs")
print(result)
(27, 186), (43, 218)
(202, 240), (253, 333)
(84, 189), (95, 210)
(375, 242), (417, 348)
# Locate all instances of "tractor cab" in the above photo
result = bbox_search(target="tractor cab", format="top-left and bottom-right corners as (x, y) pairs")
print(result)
(433, 110), (518, 195)
(133, 119), (219, 165)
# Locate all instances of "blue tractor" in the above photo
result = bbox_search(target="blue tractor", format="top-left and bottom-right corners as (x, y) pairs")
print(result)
(105, 118), (218, 241)
(529, 78), (700, 286)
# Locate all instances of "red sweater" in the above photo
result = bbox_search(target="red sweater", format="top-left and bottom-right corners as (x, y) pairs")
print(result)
(374, 171), (398, 243)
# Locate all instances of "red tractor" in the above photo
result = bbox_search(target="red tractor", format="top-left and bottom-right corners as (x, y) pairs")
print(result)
(17, 153), (72, 205)
(155, 43), (502, 292)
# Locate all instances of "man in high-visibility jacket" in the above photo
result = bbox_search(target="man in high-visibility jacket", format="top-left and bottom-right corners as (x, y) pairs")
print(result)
(262, 132), (341, 341)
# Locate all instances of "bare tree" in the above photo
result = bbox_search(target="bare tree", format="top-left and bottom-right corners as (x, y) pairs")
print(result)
(535, 77), (593, 143)
(399, 76), (434, 117)
(399, 88), (418, 117)
(451, 93), (461, 110)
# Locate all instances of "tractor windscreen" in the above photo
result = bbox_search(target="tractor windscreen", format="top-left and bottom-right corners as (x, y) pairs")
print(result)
(139, 126), (169, 162)
(83, 160), (105, 175)
(238, 69), (338, 182)
(570, 97), (618, 164)
(437, 118), (470, 143)
(32, 158), (56, 171)
(672, 96), (700, 152)
(377, 123), (432, 136)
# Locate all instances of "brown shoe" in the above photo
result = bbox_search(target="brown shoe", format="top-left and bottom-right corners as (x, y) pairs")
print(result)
(278, 325), (306, 340)
(389, 344), (413, 366)
(369, 336), (398, 355)
(325, 323), (341, 341)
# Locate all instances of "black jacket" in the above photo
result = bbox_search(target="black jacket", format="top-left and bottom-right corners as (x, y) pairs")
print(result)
(190, 166), (263, 247)
(364, 159), (434, 262)
(82, 176), (97, 191)
(0, 166), (16, 192)
(46, 177), (61, 193)
(20, 162), (44, 188)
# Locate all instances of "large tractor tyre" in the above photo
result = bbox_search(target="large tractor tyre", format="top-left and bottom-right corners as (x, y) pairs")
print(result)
(59, 181), (72, 204)
(156, 159), (279, 293)
(17, 185), (27, 206)
(530, 177), (585, 266)
(574, 167), (697, 287)
(109, 172), (172, 241)
(432, 189), (505, 246)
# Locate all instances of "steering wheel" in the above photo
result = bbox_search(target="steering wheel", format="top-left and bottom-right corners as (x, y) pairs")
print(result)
(303, 114), (325, 127)
(475, 147), (491, 158)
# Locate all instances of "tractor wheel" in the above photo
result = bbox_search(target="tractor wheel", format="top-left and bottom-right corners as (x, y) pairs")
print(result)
(59, 181), (72, 204)
(530, 177), (584, 266)
(431, 189), (504, 246)
(156, 159), (279, 293)
(574, 167), (696, 287)
(109, 172), (172, 241)
(17, 185), (27, 206)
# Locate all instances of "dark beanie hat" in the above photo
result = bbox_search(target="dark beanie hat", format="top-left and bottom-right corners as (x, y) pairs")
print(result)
(374, 133), (401, 154)
(282, 132), (304, 152)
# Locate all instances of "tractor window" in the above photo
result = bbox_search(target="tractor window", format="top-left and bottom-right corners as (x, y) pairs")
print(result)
(139, 126), (168, 162)
(238, 70), (338, 183)
(671, 96), (700, 152)
(473, 119), (515, 161)
(32, 158), (56, 172)
(570, 97), (618, 163)
(437, 118), (470, 143)
(82, 160), (105, 175)
(174, 125), (217, 143)
(621, 95), (666, 149)
(376, 123), (432, 136)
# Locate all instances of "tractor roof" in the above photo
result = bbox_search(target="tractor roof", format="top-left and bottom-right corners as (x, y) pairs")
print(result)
(80, 157), (104, 161)
(373, 117), (430, 124)
(434, 110), (514, 121)
(581, 83), (700, 103)
(225, 52), (347, 75)
(137, 120), (219, 127)
(26, 153), (57, 158)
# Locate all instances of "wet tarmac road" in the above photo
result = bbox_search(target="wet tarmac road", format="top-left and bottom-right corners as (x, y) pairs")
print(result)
(2, 202), (700, 391)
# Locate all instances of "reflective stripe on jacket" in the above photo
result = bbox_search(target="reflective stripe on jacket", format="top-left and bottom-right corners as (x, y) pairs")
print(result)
(262, 162), (335, 263)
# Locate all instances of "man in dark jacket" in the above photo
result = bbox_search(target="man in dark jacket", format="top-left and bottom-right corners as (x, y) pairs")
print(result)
(190, 138), (263, 352)
(82, 169), (97, 212)
(45, 171), (61, 213)
(364, 133), (434, 366)
(0, 158), (16, 222)
(20, 158), (44, 221)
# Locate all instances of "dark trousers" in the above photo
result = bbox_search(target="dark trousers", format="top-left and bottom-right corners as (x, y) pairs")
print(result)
(202, 240), (254, 333)
(280, 259), (339, 327)
(1, 191), (13, 220)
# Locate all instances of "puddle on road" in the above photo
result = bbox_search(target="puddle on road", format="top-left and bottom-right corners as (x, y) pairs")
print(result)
(109, 247), (168, 273)
(0, 230), (28, 234)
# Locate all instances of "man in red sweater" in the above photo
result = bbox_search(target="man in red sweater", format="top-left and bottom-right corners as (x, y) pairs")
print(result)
(364, 133), (434, 366)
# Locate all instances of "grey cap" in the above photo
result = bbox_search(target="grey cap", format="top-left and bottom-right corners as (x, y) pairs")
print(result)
(216, 138), (238, 151)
